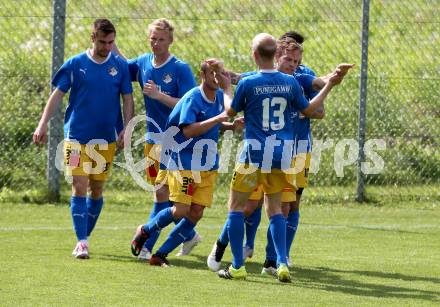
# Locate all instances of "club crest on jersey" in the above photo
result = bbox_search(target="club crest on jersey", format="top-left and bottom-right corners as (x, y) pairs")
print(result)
(108, 67), (118, 77)
(163, 73), (173, 84)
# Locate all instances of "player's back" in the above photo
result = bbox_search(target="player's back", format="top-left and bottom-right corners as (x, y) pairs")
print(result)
(232, 70), (308, 169)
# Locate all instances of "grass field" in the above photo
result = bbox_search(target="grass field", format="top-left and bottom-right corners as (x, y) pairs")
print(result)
(1, 190), (439, 306)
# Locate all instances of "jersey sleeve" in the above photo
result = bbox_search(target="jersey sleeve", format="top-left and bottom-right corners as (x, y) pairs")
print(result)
(119, 60), (134, 95)
(231, 79), (247, 113)
(308, 89), (319, 100)
(127, 57), (140, 82)
(298, 64), (317, 77)
(178, 97), (199, 127)
(177, 63), (197, 97)
(290, 78), (309, 111)
(295, 73), (316, 100)
(51, 58), (73, 93)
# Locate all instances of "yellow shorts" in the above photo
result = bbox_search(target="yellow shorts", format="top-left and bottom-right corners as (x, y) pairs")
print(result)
(155, 169), (168, 186)
(64, 141), (116, 181)
(293, 152), (311, 189)
(248, 185), (264, 201)
(281, 187), (297, 203)
(231, 163), (294, 195)
(168, 170), (217, 207)
(248, 185), (296, 202)
(144, 143), (162, 185)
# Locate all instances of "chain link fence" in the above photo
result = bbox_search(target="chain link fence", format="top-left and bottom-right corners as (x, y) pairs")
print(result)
(0, 0), (438, 202)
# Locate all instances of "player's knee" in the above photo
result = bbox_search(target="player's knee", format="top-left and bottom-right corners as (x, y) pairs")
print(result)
(228, 192), (247, 211)
(290, 201), (300, 211)
(188, 205), (204, 222)
(243, 200), (258, 217)
(89, 189), (103, 199)
(155, 185), (169, 202)
(281, 202), (291, 217)
(89, 185), (104, 199)
(172, 203), (190, 219)
(72, 177), (87, 196)
(243, 208), (253, 218)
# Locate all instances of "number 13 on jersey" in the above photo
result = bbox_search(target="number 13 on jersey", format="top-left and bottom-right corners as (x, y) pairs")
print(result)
(262, 97), (287, 131)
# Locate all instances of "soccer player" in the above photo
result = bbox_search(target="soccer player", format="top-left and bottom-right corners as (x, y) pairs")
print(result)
(33, 19), (134, 259)
(279, 31), (316, 76)
(130, 59), (241, 266)
(215, 33), (343, 282)
(263, 37), (354, 274)
(263, 36), (320, 274)
(208, 37), (353, 274)
(114, 18), (200, 260)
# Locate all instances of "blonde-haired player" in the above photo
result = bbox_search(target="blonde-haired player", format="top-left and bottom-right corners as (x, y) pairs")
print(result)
(130, 59), (243, 266)
(113, 18), (201, 260)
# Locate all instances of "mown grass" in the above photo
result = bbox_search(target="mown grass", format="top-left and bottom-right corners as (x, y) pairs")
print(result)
(0, 188), (439, 306)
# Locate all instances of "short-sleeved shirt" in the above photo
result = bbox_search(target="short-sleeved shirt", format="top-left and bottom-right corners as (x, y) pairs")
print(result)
(128, 54), (196, 144)
(52, 50), (133, 144)
(231, 70), (309, 170)
(296, 64), (316, 76)
(293, 64), (318, 154)
(163, 86), (225, 171)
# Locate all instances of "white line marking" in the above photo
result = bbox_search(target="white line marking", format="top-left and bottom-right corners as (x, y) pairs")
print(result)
(0, 224), (438, 232)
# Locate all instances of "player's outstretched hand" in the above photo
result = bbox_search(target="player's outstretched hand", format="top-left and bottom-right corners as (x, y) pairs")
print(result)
(217, 110), (230, 123)
(337, 63), (355, 76)
(330, 63), (355, 85)
(33, 123), (47, 145)
(232, 116), (245, 131)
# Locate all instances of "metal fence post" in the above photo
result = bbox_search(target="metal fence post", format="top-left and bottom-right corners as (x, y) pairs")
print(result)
(356, 0), (370, 202)
(48, 0), (66, 201)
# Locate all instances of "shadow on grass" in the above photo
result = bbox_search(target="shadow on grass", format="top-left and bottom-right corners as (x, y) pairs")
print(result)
(303, 222), (423, 235)
(95, 253), (440, 302)
(290, 265), (440, 302)
(96, 253), (142, 263)
(315, 266), (440, 285)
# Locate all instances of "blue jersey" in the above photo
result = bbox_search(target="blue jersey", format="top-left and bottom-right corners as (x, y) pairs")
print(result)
(296, 64), (316, 76)
(294, 64), (318, 154)
(231, 70), (309, 169)
(163, 86), (224, 171)
(128, 54), (196, 144)
(52, 51), (133, 144)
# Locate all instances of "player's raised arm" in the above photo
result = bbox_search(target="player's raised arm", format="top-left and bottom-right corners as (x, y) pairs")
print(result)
(182, 60), (230, 138)
(207, 59), (233, 111)
(300, 65), (354, 117)
(311, 63), (355, 90)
